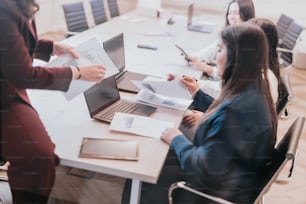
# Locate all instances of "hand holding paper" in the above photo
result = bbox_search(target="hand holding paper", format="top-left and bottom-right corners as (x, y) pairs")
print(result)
(132, 77), (192, 99)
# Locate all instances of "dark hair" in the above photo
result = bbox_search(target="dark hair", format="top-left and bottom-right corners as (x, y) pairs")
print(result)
(225, 0), (255, 26)
(203, 24), (277, 139)
(248, 18), (289, 113)
(16, 0), (39, 18)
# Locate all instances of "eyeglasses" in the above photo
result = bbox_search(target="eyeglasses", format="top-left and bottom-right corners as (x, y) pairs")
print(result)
(228, 10), (240, 15)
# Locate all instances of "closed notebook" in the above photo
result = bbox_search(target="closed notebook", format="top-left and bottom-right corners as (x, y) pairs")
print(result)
(79, 138), (139, 161)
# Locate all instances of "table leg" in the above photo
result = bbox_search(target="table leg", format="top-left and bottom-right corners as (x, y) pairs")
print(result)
(129, 179), (142, 204)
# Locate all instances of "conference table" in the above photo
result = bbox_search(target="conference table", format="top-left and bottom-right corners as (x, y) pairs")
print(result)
(29, 7), (223, 204)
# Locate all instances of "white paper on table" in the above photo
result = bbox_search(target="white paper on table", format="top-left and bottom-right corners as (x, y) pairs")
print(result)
(135, 90), (192, 111)
(132, 78), (191, 100)
(46, 37), (119, 101)
(110, 112), (175, 139)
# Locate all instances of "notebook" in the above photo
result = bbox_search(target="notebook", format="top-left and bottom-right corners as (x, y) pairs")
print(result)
(103, 33), (148, 93)
(83, 76), (157, 123)
(187, 4), (214, 33)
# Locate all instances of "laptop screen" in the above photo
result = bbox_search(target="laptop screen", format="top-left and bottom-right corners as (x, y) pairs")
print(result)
(83, 76), (120, 116)
(187, 4), (194, 26)
(103, 33), (125, 72)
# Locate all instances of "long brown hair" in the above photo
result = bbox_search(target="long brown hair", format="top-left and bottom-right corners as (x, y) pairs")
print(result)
(201, 24), (277, 138)
(16, 0), (39, 18)
(248, 18), (289, 113)
(225, 0), (255, 26)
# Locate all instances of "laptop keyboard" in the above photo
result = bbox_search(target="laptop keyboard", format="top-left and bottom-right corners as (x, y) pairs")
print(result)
(95, 99), (142, 121)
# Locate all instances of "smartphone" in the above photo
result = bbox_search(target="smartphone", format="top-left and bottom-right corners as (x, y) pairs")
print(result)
(175, 44), (191, 62)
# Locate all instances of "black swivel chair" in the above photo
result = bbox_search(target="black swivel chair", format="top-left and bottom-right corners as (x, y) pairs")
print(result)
(90, 0), (108, 25)
(278, 21), (304, 67)
(62, 2), (89, 37)
(107, 0), (120, 18)
(168, 116), (305, 204)
(276, 14), (294, 43)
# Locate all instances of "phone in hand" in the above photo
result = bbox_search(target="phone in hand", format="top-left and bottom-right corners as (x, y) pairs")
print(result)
(175, 44), (191, 63)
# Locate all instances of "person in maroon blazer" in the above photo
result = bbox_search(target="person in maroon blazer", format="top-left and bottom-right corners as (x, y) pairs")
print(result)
(0, 0), (106, 203)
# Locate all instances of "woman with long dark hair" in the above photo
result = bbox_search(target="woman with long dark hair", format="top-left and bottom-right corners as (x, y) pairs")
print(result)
(1, 0), (106, 203)
(122, 24), (277, 203)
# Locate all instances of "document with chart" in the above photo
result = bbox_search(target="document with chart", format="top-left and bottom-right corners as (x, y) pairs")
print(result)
(133, 77), (192, 111)
(132, 77), (192, 99)
(46, 37), (118, 100)
(135, 90), (192, 111)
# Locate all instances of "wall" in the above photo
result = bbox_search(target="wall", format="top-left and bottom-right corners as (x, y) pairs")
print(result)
(35, 0), (137, 35)
(35, 0), (306, 35)
(162, 0), (306, 25)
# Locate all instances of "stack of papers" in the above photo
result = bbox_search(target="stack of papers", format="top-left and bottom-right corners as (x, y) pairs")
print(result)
(110, 112), (175, 139)
(132, 77), (192, 111)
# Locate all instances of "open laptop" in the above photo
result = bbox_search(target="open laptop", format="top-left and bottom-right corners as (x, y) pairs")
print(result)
(83, 76), (157, 123)
(103, 33), (148, 93)
(187, 4), (214, 33)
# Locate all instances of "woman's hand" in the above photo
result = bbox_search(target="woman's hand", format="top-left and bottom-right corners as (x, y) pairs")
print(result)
(182, 110), (203, 128)
(181, 76), (200, 96)
(53, 42), (79, 59)
(187, 56), (214, 74)
(160, 128), (182, 145)
(78, 65), (106, 82)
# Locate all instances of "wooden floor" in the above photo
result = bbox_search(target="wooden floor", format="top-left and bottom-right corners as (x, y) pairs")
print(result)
(1, 2), (306, 204)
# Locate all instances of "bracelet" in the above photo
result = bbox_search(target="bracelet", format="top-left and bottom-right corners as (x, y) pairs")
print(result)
(76, 66), (81, 80)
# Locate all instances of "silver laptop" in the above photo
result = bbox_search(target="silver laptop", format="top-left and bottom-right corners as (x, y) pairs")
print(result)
(187, 4), (214, 33)
(83, 76), (157, 123)
(103, 33), (148, 93)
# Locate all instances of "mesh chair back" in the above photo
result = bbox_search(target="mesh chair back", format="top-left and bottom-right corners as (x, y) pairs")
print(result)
(280, 22), (304, 67)
(62, 2), (89, 33)
(277, 14), (294, 40)
(253, 116), (305, 203)
(90, 0), (108, 25)
(107, 0), (120, 18)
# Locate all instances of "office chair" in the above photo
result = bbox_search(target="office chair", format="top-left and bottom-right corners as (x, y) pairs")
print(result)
(276, 14), (294, 43)
(62, 2), (89, 37)
(276, 74), (293, 120)
(107, 0), (120, 18)
(278, 21), (304, 67)
(90, 0), (108, 25)
(168, 116), (305, 204)
(0, 161), (8, 182)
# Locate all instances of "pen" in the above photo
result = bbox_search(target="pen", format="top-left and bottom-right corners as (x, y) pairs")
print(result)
(137, 44), (158, 50)
(182, 75), (198, 82)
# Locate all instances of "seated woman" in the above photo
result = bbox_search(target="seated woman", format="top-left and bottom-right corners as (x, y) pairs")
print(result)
(122, 24), (277, 204)
(187, 0), (255, 79)
(183, 18), (287, 128)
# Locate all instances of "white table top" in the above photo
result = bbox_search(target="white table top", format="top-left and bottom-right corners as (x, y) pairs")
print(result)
(29, 8), (223, 184)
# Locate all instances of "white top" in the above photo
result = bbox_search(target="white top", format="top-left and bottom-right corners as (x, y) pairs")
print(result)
(191, 40), (219, 78)
(197, 69), (279, 105)
(267, 69), (279, 104)
(191, 40), (219, 64)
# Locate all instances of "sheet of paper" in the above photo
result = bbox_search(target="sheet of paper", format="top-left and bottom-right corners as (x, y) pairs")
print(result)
(46, 37), (119, 101)
(132, 78), (191, 99)
(135, 90), (192, 111)
(110, 112), (175, 139)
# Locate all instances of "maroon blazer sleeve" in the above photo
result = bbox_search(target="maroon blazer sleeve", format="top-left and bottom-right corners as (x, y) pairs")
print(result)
(34, 39), (54, 62)
(0, 10), (72, 92)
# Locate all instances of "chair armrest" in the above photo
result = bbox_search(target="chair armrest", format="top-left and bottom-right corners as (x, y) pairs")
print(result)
(168, 181), (234, 204)
(277, 47), (294, 54)
(282, 74), (294, 101)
